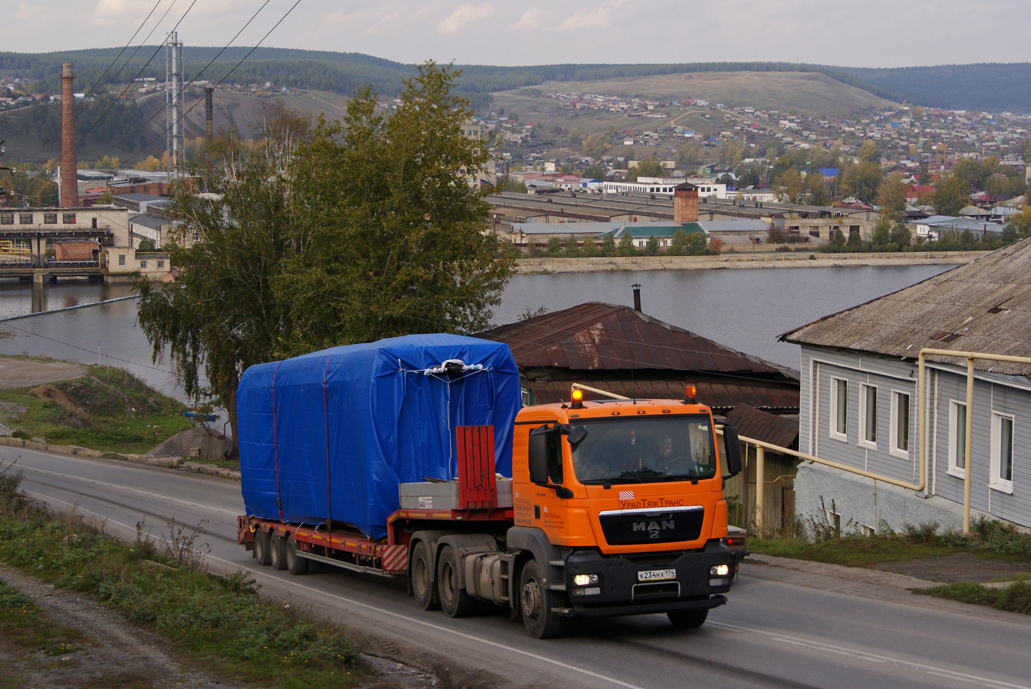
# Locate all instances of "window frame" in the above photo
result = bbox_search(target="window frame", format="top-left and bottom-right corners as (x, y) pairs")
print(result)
(19, 213), (33, 225)
(890, 389), (911, 459)
(0, 212), (13, 225)
(947, 400), (967, 478)
(43, 213), (57, 224)
(829, 376), (848, 442)
(990, 411), (1015, 494)
(859, 383), (878, 449)
(62, 213), (76, 224)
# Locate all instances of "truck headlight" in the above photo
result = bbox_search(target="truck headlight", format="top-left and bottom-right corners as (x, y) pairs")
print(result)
(573, 574), (600, 586)
(709, 564), (729, 577)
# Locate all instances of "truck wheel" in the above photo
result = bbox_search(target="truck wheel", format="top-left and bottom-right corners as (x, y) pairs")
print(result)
(253, 530), (271, 566)
(411, 541), (440, 611)
(269, 533), (288, 571)
(519, 560), (565, 639)
(437, 546), (477, 618)
(668, 609), (708, 629)
(286, 537), (310, 575)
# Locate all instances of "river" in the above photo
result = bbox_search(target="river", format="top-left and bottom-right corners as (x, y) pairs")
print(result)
(0, 265), (950, 401)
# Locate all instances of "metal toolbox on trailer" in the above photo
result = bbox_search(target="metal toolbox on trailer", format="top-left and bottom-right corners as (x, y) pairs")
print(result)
(399, 478), (513, 510)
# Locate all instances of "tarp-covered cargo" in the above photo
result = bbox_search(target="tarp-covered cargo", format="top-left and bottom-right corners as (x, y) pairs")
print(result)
(237, 334), (521, 539)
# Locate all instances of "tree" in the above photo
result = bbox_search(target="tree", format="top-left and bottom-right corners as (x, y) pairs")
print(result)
(645, 235), (659, 256)
(934, 176), (970, 216)
(890, 223), (912, 248)
(563, 235), (581, 257)
(876, 172), (908, 222)
(600, 234), (617, 256)
(546, 236), (563, 256)
(871, 219), (892, 250)
(676, 142), (701, 168)
(136, 63), (513, 456)
(617, 234), (637, 256)
(846, 228), (863, 250)
(857, 140), (880, 163)
(582, 132), (611, 159)
(581, 237), (599, 256)
(136, 238), (157, 252)
(669, 229), (690, 255)
(838, 161), (883, 202)
(1008, 208), (1031, 239)
(583, 164), (605, 180)
(685, 232), (707, 255)
(627, 157), (664, 181)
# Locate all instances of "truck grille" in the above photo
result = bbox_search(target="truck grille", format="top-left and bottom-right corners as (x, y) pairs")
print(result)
(598, 506), (704, 545)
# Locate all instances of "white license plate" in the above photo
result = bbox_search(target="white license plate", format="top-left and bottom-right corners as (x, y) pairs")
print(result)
(638, 568), (676, 582)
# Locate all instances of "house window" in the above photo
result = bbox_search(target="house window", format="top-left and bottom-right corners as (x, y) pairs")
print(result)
(157, 260), (164, 268)
(139, 260), (147, 268)
(830, 377), (848, 441)
(62, 213), (76, 224)
(948, 401), (967, 476)
(990, 412), (1014, 493)
(0, 213), (12, 225)
(44, 213), (57, 224)
(891, 391), (910, 458)
(118, 254), (125, 266)
(19, 214), (33, 224)
(859, 384), (877, 448)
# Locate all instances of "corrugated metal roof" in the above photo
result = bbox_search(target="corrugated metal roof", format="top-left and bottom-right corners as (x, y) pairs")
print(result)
(479, 302), (797, 378)
(525, 379), (799, 413)
(781, 237), (1031, 376)
(724, 404), (800, 450)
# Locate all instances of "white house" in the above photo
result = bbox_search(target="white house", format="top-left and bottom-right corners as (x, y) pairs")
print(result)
(781, 238), (1031, 533)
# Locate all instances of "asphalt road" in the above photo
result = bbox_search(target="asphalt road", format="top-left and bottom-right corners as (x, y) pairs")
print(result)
(6, 445), (1031, 689)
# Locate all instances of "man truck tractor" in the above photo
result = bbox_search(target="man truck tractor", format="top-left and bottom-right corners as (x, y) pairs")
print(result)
(236, 334), (742, 638)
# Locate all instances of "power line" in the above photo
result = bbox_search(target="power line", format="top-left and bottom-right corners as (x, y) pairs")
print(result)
(119, 0), (304, 169)
(109, 0), (273, 154)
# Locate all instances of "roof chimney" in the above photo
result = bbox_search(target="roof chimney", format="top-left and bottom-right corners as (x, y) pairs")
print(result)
(204, 87), (214, 142)
(632, 283), (642, 312)
(60, 62), (78, 208)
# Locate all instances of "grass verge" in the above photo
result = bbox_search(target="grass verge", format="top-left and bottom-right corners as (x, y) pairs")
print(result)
(0, 362), (193, 454)
(0, 462), (361, 688)
(750, 519), (1031, 568)
(0, 580), (83, 656)
(914, 582), (1031, 614)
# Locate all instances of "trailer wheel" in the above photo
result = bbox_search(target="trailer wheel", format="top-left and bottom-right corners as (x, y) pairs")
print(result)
(437, 545), (477, 618)
(286, 537), (310, 575)
(253, 530), (272, 566)
(270, 533), (288, 571)
(667, 609), (708, 629)
(519, 559), (565, 639)
(411, 541), (440, 611)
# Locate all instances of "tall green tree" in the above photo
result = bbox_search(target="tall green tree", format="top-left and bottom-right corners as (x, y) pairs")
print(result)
(876, 172), (908, 222)
(136, 63), (513, 455)
(934, 176), (970, 216)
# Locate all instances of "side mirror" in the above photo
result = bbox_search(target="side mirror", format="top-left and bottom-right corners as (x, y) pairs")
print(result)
(528, 425), (559, 485)
(566, 425), (588, 449)
(721, 425), (743, 478)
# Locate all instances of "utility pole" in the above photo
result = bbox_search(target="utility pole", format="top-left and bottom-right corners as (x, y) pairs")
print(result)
(165, 32), (184, 180)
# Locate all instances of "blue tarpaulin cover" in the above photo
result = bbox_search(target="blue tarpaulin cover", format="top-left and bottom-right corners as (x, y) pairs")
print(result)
(237, 334), (521, 539)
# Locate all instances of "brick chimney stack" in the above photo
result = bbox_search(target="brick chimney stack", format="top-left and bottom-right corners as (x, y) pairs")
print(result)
(673, 183), (698, 225)
(60, 62), (78, 208)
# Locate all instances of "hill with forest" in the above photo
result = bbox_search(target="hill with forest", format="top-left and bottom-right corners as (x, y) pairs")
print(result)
(3, 48), (1031, 113)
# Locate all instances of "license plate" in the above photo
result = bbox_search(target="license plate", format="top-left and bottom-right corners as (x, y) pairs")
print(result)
(638, 568), (676, 582)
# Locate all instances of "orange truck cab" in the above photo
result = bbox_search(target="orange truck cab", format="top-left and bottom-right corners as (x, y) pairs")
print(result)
(498, 386), (742, 636)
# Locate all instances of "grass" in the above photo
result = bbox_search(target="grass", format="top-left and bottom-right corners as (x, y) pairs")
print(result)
(0, 581), (83, 656)
(915, 582), (1031, 615)
(0, 462), (362, 688)
(0, 363), (193, 454)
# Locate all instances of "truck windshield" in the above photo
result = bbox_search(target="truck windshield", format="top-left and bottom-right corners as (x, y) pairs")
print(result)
(570, 414), (717, 485)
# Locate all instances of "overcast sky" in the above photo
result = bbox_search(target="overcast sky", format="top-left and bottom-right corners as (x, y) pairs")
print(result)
(6, 0), (1030, 69)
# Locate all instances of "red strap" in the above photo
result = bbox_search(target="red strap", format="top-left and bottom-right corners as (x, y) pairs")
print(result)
(272, 361), (283, 521)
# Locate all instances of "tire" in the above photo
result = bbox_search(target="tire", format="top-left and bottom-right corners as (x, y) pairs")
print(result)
(411, 541), (440, 611)
(519, 559), (565, 639)
(437, 546), (478, 618)
(253, 530), (271, 566)
(286, 537), (310, 575)
(269, 533), (288, 571)
(667, 608), (708, 629)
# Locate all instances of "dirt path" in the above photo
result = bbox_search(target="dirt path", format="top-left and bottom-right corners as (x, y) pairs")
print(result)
(0, 356), (87, 390)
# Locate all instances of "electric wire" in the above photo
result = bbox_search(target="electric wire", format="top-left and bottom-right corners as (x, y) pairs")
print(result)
(119, 0), (304, 169)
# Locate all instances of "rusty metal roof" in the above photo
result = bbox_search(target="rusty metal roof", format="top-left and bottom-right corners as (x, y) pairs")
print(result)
(781, 237), (1031, 376)
(724, 404), (800, 450)
(525, 379), (799, 413)
(478, 302), (797, 379)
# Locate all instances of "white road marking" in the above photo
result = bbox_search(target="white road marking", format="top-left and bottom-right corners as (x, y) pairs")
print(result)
(26, 490), (647, 689)
(21, 465), (240, 516)
(708, 621), (1031, 689)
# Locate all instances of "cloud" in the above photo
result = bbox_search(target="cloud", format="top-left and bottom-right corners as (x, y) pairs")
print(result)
(90, 0), (142, 27)
(437, 3), (495, 35)
(557, 1), (628, 31)
(15, 1), (42, 20)
(511, 8), (545, 32)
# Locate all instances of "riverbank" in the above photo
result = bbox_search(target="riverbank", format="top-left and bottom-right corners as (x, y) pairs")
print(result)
(515, 250), (986, 274)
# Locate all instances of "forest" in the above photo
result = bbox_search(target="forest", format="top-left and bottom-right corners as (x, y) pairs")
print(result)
(4, 47), (1031, 113)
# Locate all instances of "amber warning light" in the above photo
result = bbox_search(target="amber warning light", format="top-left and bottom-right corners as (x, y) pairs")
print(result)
(684, 385), (697, 403)
(571, 389), (584, 409)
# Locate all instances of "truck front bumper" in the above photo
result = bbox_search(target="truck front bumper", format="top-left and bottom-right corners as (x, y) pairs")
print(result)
(562, 540), (732, 617)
